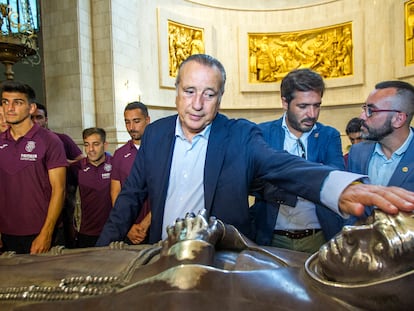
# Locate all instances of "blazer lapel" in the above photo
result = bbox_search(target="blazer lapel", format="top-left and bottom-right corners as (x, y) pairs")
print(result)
(388, 138), (414, 187)
(204, 114), (229, 215)
(149, 116), (177, 240)
(351, 142), (375, 174)
(307, 127), (320, 162)
(270, 121), (285, 150)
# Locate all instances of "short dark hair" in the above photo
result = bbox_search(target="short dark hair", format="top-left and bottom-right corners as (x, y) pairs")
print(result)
(175, 54), (226, 96)
(375, 80), (414, 94)
(345, 117), (363, 135)
(0, 81), (36, 103)
(280, 68), (325, 104)
(82, 127), (106, 142)
(375, 80), (414, 122)
(33, 101), (47, 117)
(124, 101), (148, 118)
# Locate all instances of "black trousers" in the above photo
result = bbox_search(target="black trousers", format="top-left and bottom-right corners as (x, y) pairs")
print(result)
(75, 233), (99, 248)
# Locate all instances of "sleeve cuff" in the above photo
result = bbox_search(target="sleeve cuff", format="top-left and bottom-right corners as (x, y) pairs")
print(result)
(321, 171), (369, 218)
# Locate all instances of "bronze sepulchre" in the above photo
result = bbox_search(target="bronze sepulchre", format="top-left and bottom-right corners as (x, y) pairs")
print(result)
(0, 209), (413, 310)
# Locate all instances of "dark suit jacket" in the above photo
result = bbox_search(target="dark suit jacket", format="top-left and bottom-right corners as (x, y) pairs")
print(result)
(346, 137), (414, 221)
(252, 118), (345, 245)
(348, 138), (414, 191)
(97, 114), (337, 245)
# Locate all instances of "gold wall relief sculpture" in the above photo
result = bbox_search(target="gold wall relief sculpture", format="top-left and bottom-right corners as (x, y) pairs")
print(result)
(168, 21), (205, 77)
(248, 23), (353, 83)
(406, 0), (414, 66)
(158, 8), (212, 89)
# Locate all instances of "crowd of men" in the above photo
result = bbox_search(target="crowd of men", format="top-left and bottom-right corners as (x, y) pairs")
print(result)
(1, 54), (414, 255)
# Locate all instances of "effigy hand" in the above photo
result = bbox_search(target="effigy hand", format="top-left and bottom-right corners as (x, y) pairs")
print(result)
(163, 209), (224, 250)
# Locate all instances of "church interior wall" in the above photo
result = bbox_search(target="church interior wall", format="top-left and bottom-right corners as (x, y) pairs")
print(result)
(39, 0), (413, 153)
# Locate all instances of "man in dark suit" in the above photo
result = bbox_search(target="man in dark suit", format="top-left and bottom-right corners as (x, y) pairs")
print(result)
(348, 81), (414, 208)
(96, 54), (414, 246)
(252, 69), (345, 253)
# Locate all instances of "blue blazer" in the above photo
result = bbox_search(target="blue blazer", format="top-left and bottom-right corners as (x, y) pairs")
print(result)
(348, 138), (414, 191)
(252, 117), (345, 245)
(97, 114), (337, 245)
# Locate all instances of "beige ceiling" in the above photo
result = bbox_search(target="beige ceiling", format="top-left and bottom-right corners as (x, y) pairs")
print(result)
(185, 0), (338, 11)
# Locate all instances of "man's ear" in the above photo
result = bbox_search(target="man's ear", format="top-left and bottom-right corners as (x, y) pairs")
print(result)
(29, 102), (37, 114)
(392, 112), (407, 129)
(281, 97), (289, 110)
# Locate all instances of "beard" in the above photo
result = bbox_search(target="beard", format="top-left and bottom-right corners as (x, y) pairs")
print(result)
(361, 117), (393, 141)
(128, 131), (142, 141)
(286, 110), (315, 133)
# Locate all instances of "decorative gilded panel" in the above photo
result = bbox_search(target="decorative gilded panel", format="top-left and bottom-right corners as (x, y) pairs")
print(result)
(248, 23), (353, 84)
(406, 0), (414, 66)
(396, 0), (414, 78)
(157, 8), (213, 89)
(239, 12), (364, 92)
(167, 21), (205, 78)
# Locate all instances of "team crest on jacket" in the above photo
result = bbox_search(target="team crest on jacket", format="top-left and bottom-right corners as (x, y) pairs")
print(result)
(104, 163), (112, 172)
(25, 141), (36, 152)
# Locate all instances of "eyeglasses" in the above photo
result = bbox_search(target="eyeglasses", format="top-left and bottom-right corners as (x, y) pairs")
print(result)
(361, 105), (405, 118)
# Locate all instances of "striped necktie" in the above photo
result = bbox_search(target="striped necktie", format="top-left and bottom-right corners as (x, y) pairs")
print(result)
(297, 139), (306, 159)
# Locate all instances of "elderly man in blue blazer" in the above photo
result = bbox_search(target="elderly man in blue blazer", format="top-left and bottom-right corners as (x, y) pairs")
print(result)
(348, 81), (414, 209)
(251, 69), (345, 253)
(96, 55), (414, 246)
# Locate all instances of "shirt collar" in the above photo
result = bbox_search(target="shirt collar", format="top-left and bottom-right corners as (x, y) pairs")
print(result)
(86, 152), (110, 167)
(4, 123), (39, 140)
(128, 139), (140, 150)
